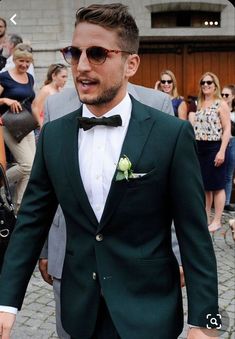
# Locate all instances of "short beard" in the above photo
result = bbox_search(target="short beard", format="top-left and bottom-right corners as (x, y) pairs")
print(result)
(79, 83), (122, 106)
(0, 32), (5, 38)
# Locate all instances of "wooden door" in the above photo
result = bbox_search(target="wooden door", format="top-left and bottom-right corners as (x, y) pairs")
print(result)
(131, 42), (235, 99)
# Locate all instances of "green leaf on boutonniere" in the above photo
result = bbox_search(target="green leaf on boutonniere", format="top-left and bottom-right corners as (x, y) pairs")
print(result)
(116, 171), (126, 181)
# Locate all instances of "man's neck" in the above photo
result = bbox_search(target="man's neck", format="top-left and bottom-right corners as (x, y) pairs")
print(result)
(86, 92), (128, 117)
(83, 93), (130, 119)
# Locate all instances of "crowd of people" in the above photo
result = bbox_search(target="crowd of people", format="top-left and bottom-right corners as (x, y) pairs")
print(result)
(0, 21), (68, 211)
(155, 69), (235, 235)
(0, 3), (234, 339)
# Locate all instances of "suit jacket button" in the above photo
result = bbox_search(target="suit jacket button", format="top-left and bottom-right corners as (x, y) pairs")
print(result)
(92, 272), (97, 280)
(96, 234), (103, 241)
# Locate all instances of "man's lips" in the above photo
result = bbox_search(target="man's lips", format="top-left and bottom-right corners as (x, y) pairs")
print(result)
(76, 78), (99, 90)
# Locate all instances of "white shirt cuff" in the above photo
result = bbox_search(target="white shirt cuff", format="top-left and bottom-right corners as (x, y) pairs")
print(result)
(0, 306), (18, 314)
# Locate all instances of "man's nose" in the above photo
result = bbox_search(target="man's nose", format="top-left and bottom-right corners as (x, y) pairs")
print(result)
(76, 50), (91, 71)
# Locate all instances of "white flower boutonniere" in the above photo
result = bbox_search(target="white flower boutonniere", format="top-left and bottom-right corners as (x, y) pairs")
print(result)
(116, 155), (134, 181)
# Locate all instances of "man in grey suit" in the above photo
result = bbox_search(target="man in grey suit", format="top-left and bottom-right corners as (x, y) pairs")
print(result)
(39, 83), (180, 338)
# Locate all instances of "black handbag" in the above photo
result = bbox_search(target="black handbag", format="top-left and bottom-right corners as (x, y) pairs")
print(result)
(2, 99), (38, 143)
(0, 164), (16, 270)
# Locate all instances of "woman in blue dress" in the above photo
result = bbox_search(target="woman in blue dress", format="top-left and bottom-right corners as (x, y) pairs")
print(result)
(0, 43), (35, 213)
(155, 69), (188, 120)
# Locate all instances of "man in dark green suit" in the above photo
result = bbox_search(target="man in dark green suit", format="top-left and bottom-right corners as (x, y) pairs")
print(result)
(0, 3), (219, 339)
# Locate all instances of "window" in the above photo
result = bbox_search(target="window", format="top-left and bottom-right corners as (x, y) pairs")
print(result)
(151, 11), (221, 28)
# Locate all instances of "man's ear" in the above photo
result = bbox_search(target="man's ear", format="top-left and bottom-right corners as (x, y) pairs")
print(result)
(125, 54), (140, 78)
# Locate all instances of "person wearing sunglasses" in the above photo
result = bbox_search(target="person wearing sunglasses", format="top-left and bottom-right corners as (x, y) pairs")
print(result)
(32, 63), (68, 129)
(189, 72), (231, 233)
(154, 70), (188, 120)
(221, 84), (235, 212)
(0, 4), (219, 339)
(38, 73), (184, 339)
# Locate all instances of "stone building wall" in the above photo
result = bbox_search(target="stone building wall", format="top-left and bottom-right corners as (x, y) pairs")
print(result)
(0, 0), (76, 88)
(0, 0), (234, 89)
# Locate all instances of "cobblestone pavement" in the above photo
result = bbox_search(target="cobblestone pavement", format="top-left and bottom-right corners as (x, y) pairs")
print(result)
(11, 212), (235, 339)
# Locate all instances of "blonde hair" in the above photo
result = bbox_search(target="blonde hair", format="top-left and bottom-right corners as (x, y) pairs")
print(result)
(197, 72), (221, 109)
(13, 43), (33, 61)
(159, 70), (179, 98)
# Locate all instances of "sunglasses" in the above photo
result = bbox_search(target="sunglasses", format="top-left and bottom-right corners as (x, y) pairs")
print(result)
(160, 80), (173, 84)
(18, 45), (33, 53)
(200, 80), (214, 86)
(221, 93), (230, 98)
(60, 46), (133, 65)
(52, 63), (66, 72)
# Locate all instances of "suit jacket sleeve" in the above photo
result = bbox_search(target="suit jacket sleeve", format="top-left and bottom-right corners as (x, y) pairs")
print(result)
(39, 97), (51, 260)
(40, 238), (48, 259)
(161, 94), (174, 115)
(0, 125), (58, 309)
(43, 96), (51, 124)
(170, 121), (219, 326)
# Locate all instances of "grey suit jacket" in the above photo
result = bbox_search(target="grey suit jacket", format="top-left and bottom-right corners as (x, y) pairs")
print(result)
(41, 83), (178, 278)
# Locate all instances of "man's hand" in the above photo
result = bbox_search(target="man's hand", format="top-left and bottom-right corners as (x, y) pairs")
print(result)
(187, 327), (218, 339)
(38, 259), (53, 285)
(179, 265), (185, 288)
(0, 312), (16, 339)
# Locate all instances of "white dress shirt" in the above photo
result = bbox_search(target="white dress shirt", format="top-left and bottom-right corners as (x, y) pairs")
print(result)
(0, 93), (132, 314)
(79, 93), (131, 221)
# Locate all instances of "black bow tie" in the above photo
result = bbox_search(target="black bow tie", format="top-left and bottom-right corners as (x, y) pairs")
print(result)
(78, 115), (122, 131)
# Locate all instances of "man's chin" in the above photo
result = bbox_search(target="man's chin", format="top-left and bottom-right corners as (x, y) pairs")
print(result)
(77, 84), (121, 106)
(79, 94), (96, 105)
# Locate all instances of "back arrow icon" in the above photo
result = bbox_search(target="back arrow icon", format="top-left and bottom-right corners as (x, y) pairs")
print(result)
(10, 14), (17, 25)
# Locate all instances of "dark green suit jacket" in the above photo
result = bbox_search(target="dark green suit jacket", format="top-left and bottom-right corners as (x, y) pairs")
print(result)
(0, 97), (219, 339)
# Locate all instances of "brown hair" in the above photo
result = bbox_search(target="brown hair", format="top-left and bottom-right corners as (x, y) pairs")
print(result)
(75, 3), (139, 53)
(44, 63), (67, 85)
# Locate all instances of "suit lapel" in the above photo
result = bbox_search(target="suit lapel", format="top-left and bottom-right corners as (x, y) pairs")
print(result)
(99, 97), (155, 230)
(62, 108), (98, 227)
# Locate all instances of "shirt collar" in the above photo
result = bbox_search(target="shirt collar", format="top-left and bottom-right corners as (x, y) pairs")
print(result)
(82, 93), (132, 128)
